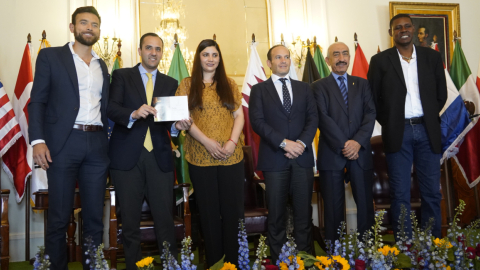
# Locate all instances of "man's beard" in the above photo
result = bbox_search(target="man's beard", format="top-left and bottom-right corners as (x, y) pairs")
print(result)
(75, 31), (99, 46)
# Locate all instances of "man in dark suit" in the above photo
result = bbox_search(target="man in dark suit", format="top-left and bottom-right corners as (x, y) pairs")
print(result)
(28, 7), (109, 269)
(311, 42), (376, 242)
(249, 45), (318, 262)
(367, 14), (447, 239)
(108, 33), (191, 269)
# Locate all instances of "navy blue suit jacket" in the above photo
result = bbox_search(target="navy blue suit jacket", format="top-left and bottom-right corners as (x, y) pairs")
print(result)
(28, 43), (110, 156)
(249, 77), (318, 171)
(107, 64), (178, 171)
(311, 74), (376, 171)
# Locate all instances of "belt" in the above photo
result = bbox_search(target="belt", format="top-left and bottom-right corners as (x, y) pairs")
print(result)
(73, 124), (103, 131)
(405, 117), (424, 125)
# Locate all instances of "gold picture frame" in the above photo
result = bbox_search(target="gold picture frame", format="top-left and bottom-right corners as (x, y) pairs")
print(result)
(389, 2), (460, 68)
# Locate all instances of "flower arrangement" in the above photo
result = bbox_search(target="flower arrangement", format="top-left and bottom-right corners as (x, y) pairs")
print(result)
(84, 236), (109, 270)
(136, 257), (154, 269)
(239, 219), (251, 270)
(33, 246), (51, 270)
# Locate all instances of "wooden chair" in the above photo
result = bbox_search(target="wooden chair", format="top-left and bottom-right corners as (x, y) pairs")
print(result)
(370, 135), (422, 231)
(243, 146), (268, 236)
(0, 189), (10, 270)
(107, 183), (191, 269)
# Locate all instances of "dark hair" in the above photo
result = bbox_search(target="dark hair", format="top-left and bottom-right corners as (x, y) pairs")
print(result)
(418, 25), (429, 35)
(389, 14), (413, 29)
(139, 33), (164, 49)
(267, 45), (290, 61)
(189, 39), (234, 111)
(72, 6), (101, 25)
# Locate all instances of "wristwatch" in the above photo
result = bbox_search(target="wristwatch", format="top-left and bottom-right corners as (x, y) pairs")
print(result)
(280, 139), (287, 149)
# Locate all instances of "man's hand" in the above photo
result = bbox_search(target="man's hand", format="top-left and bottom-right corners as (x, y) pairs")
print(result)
(132, 104), (157, 119)
(203, 138), (226, 160)
(33, 143), (52, 170)
(342, 140), (361, 159)
(175, 117), (193, 130)
(285, 152), (296, 159)
(283, 139), (305, 158)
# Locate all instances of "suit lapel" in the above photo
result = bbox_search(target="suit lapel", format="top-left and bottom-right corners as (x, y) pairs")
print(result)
(265, 78), (289, 117)
(290, 79), (300, 113)
(328, 74), (348, 116)
(61, 43), (80, 102)
(388, 47), (407, 89)
(346, 75), (358, 116)
(131, 64), (148, 105)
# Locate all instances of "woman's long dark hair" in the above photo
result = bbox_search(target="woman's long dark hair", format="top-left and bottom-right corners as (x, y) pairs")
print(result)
(188, 39), (235, 111)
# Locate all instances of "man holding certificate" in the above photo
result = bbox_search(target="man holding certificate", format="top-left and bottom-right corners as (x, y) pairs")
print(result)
(107, 32), (191, 269)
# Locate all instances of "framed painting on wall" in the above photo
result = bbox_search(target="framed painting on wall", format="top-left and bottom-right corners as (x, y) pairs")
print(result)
(389, 2), (460, 69)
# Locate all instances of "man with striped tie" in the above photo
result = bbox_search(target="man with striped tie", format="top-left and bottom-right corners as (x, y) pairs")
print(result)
(311, 42), (376, 242)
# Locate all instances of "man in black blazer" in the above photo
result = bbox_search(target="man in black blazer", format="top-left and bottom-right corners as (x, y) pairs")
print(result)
(249, 45), (318, 262)
(311, 42), (376, 242)
(108, 33), (191, 269)
(367, 14), (447, 239)
(28, 7), (109, 269)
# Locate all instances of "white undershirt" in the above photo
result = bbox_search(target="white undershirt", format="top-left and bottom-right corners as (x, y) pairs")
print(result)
(397, 46), (424, 118)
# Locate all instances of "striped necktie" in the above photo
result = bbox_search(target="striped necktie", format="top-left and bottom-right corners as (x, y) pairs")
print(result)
(279, 78), (291, 113)
(144, 73), (154, 152)
(337, 76), (348, 109)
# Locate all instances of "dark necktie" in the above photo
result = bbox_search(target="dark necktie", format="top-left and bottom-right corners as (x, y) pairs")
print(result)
(337, 76), (348, 109)
(279, 78), (291, 113)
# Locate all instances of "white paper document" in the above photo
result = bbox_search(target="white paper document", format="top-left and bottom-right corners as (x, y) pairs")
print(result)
(153, 96), (189, 122)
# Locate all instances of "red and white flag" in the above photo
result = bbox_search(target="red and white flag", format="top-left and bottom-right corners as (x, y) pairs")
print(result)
(2, 43), (34, 202)
(242, 42), (267, 179)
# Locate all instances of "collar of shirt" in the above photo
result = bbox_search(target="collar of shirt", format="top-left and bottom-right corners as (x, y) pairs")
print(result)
(68, 41), (100, 60)
(331, 72), (348, 91)
(397, 45), (417, 63)
(271, 74), (291, 84)
(138, 64), (157, 89)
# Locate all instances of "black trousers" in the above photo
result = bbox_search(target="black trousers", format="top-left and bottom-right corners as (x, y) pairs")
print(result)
(110, 148), (177, 270)
(45, 129), (109, 270)
(264, 159), (314, 263)
(188, 161), (245, 266)
(319, 160), (374, 243)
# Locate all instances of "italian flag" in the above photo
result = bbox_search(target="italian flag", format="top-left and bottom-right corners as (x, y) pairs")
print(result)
(449, 41), (480, 187)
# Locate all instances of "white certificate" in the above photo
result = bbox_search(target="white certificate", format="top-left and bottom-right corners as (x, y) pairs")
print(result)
(153, 96), (189, 122)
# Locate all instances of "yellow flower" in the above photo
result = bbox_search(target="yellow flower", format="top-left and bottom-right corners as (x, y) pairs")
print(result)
(136, 257), (154, 269)
(279, 256), (304, 270)
(220, 262), (237, 270)
(330, 255), (350, 270)
(434, 238), (453, 249)
(279, 262), (289, 270)
(378, 245), (400, 256)
(314, 256), (349, 270)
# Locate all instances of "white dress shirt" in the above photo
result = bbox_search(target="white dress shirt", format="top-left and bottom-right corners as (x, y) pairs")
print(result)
(397, 46), (424, 118)
(31, 42), (103, 146)
(271, 74), (293, 104)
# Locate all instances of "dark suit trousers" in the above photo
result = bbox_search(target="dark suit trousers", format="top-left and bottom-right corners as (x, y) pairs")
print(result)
(188, 161), (245, 266)
(45, 129), (109, 270)
(110, 148), (177, 270)
(319, 161), (374, 243)
(264, 159), (314, 263)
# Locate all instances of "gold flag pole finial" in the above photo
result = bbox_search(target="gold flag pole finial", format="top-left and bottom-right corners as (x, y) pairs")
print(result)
(313, 36), (317, 48)
(27, 33), (31, 43)
(117, 39), (122, 57)
(281, 33), (284, 45)
(213, 34), (216, 41)
(42, 30), (46, 40)
(252, 33), (255, 43)
(174, 33), (178, 48)
(335, 36), (338, 42)
(377, 45), (381, 54)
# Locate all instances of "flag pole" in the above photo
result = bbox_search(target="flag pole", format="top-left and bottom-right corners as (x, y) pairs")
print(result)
(354, 33), (358, 51)
(25, 33), (32, 261)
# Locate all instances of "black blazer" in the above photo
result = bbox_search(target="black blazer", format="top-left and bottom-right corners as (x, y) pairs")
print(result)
(311, 74), (376, 171)
(107, 64), (178, 171)
(367, 45), (447, 153)
(28, 43), (110, 156)
(249, 77), (318, 171)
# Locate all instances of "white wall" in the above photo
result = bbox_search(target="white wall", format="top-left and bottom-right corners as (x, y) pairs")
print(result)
(1, 0), (480, 262)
